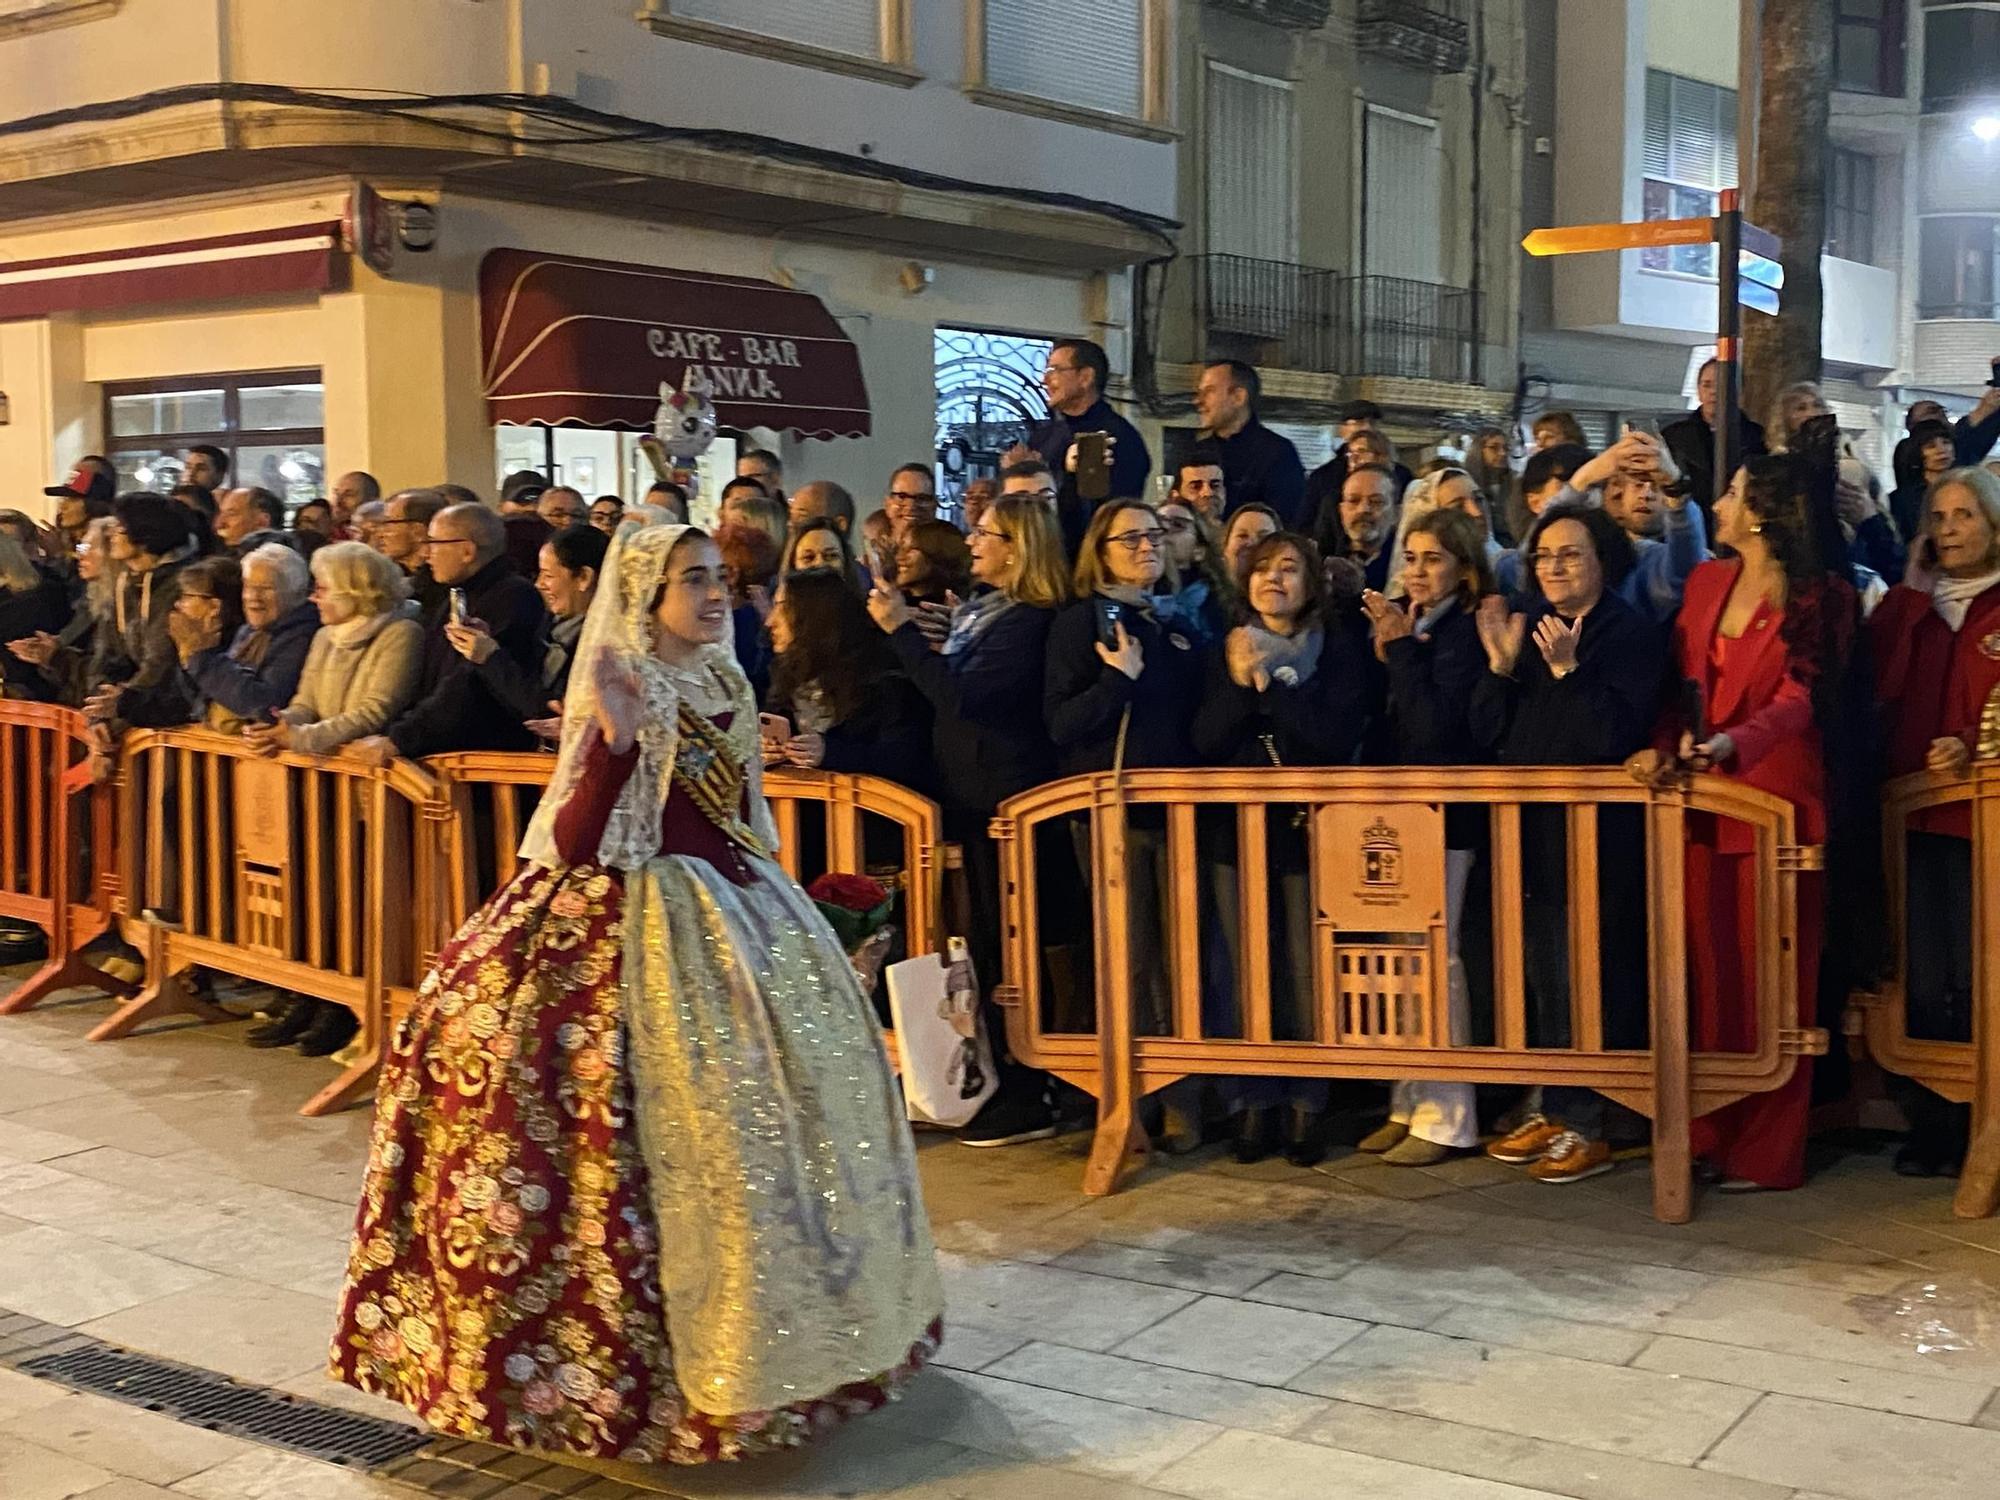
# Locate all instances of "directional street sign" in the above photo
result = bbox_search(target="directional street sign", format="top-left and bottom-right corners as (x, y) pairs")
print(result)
(1521, 215), (1785, 317)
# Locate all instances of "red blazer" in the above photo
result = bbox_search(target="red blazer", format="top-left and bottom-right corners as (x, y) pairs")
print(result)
(1870, 580), (2000, 838)
(1665, 559), (1831, 843)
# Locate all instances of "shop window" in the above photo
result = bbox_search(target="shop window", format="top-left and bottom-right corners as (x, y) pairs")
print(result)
(1835, 0), (1905, 96)
(1826, 147), (1877, 265)
(968, 0), (1169, 134)
(1919, 216), (2000, 319)
(1641, 70), (1738, 280)
(103, 369), (325, 507)
(1924, 4), (2000, 108)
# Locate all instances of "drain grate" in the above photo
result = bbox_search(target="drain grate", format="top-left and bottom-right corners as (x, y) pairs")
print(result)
(18, 1343), (431, 1469)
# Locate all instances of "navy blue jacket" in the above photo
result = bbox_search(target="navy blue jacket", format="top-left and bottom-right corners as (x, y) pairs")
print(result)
(186, 602), (319, 724)
(888, 601), (1056, 814)
(1214, 419), (1308, 529)
(388, 555), (548, 759)
(1044, 597), (1203, 777)
(1029, 398), (1152, 556)
(1468, 591), (1663, 766)
(1191, 624), (1377, 769)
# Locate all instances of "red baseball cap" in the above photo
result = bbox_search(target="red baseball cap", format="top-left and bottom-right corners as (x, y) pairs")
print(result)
(43, 463), (115, 504)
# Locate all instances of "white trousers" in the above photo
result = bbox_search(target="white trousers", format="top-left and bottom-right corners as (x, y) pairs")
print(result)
(1389, 847), (1478, 1148)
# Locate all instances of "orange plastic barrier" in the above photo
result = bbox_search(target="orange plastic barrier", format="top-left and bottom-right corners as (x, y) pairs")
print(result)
(1852, 765), (2000, 1218)
(0, 703), (133, 1016)
(996, 766), (1823, 1222)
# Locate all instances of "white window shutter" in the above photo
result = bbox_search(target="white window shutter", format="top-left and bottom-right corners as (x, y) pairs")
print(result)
(675, 0), (880, 57)
(1204, 63), (1296, 262)
(986, 0), (1145, 118)
(1364, 106), (1443, 285)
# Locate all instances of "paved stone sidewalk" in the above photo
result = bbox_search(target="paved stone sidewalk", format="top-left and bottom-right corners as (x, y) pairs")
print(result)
(1, 980), (1998, 1499)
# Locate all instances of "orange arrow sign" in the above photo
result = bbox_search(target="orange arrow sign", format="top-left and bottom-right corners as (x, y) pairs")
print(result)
(1522, 217), (1714, 255)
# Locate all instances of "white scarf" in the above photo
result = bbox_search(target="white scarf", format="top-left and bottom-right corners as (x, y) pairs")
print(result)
(1932, 569), (2000, 631)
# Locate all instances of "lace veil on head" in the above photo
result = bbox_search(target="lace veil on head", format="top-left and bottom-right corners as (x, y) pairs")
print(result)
(518, 521), (758, 871)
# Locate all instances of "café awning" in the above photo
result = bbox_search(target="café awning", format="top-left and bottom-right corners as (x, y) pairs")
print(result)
(0, 222), (343, 320)
(478, 248), (872, 438)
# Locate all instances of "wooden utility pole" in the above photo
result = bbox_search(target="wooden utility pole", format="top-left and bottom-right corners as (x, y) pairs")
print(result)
(1740, 0), (1833, 430)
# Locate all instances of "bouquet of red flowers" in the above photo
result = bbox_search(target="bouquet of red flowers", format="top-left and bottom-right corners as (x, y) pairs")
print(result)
(808, 872), (896, 995)
(807, 872), (894, 953)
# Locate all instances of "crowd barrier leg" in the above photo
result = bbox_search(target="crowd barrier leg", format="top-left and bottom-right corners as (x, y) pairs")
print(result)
(1082, 793), (1149, 1197)
(0, 735), (136, 1016)
(1645, 796), (1694, 1224)
(1956, 790), (2000, 1218)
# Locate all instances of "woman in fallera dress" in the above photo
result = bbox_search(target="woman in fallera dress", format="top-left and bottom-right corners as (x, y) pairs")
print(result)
(329, 523), (942, 1465)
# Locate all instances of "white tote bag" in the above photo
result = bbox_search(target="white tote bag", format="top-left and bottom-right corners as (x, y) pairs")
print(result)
(887, 938), (998, 1128)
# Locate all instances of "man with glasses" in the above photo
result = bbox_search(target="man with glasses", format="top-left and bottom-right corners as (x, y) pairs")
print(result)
(882, 464), (939, 540)
(1022, 337), (1152, 554)
(371, 488), (449, 615)
(348, 502), (547, 766)
(537, 486), (589, 531)
(1332, 464), (1400, 593)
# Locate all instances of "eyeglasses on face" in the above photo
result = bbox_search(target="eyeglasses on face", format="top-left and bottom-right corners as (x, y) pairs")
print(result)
(887, 490), (936, 504)
(1529, 546), (1589, 571)
(423, 535), (474, 549)
(1106, 528), (1165, 552)
(1161, 516), (1195, 533)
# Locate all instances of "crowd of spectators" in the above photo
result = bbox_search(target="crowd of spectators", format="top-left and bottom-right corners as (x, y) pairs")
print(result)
(9, 343), (2000, 1190)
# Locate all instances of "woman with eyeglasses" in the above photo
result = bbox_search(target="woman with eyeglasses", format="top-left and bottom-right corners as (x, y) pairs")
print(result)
(867, 495), (1072, 1147)
(1044, 501), (1207, 1140)
(160, 555), (245, 728)
(1194, 531), (1380, 1164)
(181, 542), (318, 736)
(1471, 502), (1663, 1185)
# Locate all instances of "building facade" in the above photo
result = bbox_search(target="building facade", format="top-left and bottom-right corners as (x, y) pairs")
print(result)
(0, 0), (1178, 515)
(1522, 0), (1999, 470)
(1143, 0), (1526, 471)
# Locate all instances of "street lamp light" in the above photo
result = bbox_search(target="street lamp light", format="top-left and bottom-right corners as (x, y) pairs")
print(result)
(1974, 115), (2000, 144)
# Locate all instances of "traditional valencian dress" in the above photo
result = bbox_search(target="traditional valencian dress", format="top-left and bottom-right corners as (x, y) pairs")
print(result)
(329, 523), (942, 1465)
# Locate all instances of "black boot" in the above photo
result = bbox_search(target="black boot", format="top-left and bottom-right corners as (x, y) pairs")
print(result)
(1232, 1107), (1279, 1165)
(1284, 1104), (1328, 1168)
(245, 995), (314, 1049)
(295, 1002), (360, 1058)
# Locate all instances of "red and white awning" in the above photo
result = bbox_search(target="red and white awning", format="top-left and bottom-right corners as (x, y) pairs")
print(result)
(0, 222), (343, 320)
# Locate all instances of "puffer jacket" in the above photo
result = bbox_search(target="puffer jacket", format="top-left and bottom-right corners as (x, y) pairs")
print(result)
(102, 545), (200, 732)
(279, 603), (424, 755)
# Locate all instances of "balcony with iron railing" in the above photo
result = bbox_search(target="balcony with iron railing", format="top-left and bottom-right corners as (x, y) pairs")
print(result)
(1182, 252), (1483, 386)
(1353, 0), (1470, 74)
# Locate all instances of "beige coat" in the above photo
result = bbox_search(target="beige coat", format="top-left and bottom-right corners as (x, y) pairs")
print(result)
(280, 603), (424, 755)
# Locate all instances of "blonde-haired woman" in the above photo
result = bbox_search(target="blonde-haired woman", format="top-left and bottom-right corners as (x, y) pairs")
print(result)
(868, 494), (1073, 1145)
(8, 516), (122, 705)
(244, 541), (421, 758)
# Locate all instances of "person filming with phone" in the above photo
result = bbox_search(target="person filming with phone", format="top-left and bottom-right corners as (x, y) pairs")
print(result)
(1016, 338), (1151, 555)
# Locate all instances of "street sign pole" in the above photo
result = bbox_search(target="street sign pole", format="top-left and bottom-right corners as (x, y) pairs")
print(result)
(1714, 187), (1742, 509)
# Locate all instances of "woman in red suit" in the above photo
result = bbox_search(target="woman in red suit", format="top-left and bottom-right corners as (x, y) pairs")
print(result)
(1868, 466), (2000, 1174)
(1630, 454), (1857, 1190)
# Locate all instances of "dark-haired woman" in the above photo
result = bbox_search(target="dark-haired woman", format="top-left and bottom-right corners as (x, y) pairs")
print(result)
(1360, 510), (1493, 1166)
(1158, 497), (1229, 647)
(1473, 503), (1662, 1184)
(781, 516), (862, 592)
(1630, 454), (1856, 1191)
(765, 569), (929, 787)
(83, 494), (203, 739)
(1193, 532), (1377, 1164)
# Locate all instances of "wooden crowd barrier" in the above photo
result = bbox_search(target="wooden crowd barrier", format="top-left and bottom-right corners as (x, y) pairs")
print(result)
(994, 766), (1823, 1223)
(420, 752), (952, 1060)
(0, 702), (132, 1015)
(1851, 764), (2000, 1219)
(103, 728), (446, 1117)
